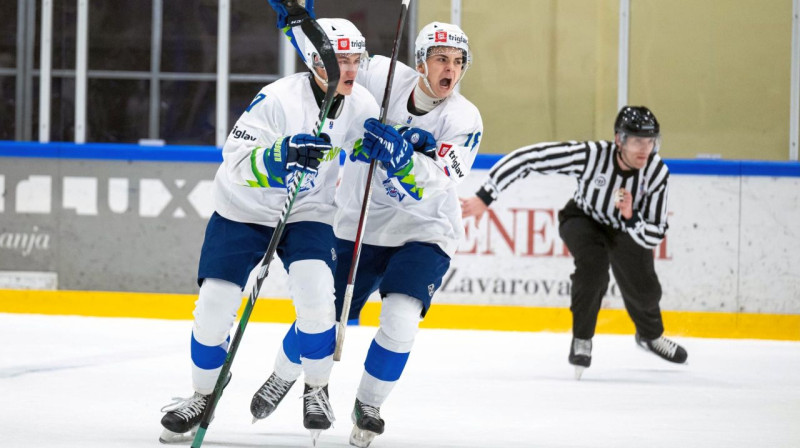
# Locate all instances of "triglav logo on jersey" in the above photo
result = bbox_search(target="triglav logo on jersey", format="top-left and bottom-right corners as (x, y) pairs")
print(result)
(437, 143), (452, 158)
(435, 31), (447, 43)
(231, 125), (257, 142)
(445, 150), (465, 178)
(337, 38), (350, 51)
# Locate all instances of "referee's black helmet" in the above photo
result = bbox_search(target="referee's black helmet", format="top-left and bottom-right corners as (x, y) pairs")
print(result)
(614, 106), (660, 138)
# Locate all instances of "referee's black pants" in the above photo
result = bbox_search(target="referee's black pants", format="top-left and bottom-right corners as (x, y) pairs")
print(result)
(558, 202), (664, 340)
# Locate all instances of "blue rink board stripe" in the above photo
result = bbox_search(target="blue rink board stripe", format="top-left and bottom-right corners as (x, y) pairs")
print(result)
(1, 141), (799, 177)
(0, 141), (223, 163)
(471, 154), (800, 177)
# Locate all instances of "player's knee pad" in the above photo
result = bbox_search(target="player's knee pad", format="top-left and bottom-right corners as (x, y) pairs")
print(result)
(288, 259), (335, 333)
(192, 278), (243, 346)
(375, 293), (423, 353)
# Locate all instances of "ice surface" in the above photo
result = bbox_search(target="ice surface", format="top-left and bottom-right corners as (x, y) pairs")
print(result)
(1, 313), (798, 448)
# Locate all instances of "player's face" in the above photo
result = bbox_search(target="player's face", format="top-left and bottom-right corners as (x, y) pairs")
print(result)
(314, 53), (362, 96)
(334, 53), (362, 96)
(417, 46), (464, 98)
(617, 134), (656, 170)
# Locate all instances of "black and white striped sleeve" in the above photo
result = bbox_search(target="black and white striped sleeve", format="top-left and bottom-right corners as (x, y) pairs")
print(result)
(475, 141), (588, 206)
(622, 158), (670, 249)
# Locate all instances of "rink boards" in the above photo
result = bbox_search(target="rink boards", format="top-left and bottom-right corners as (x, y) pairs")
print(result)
(1, 142), (798, 340)
(0, 289), (797, 341)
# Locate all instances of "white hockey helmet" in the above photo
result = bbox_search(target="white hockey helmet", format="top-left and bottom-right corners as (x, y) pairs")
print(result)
(303, 18), (366, 72)
(414, 22), (471, 72)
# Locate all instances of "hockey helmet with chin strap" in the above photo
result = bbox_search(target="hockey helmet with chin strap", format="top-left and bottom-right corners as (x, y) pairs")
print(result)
(414, 22), (471, 92)
(614, 106), (661, 152)
(303, 18), (366, 73)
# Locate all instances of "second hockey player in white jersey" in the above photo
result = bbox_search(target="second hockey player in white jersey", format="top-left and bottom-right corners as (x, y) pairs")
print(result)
(250, 21), (483, 448)
(158, 18), (381, 445)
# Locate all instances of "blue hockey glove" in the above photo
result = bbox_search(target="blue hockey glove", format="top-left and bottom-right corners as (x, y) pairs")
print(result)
(349, 138), (373, 164)
(268, 0), (315, 59)
(264, 133), (330, 184)
(286, 133), (330, 174)
(398, 126), (436, 159)
(362, 118), (412, 171)
(268, 0), (315, 29)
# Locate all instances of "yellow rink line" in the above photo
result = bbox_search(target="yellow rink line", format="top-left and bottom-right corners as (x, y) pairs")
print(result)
(0, 289), (798, 341)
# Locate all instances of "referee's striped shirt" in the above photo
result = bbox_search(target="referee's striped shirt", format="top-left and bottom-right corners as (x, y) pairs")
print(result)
(475, 140), (670, 249)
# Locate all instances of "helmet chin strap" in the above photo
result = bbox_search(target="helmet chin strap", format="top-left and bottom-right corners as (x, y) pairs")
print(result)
(312, 71), (327, 86)
(419, 62), (444, 100)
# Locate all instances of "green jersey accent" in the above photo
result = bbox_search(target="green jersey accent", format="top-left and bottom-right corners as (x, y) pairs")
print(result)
(249, 147), (271, 187)
(322, 146), (341, 162)
(250, 143), (286, 188)
(391, 159), (423, 200)
(350, 138), (370, 163)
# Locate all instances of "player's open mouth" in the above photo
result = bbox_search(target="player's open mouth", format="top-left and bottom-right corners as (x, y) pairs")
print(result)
(439, 78), (452, 88)
(344, 80), (354, 86)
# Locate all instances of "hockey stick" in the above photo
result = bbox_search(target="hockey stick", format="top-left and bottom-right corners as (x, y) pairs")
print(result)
(190, 7), (340, 448)
(333, 0), (411, 362)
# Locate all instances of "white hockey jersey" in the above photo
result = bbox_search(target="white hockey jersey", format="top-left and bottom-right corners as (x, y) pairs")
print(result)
(214, 72), (378, 227)
(335, 56), (483, 256)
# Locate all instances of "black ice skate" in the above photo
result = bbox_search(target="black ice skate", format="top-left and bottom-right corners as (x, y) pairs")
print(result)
(159, 392), (208, 443)
(159, 372), (230, 444)
(349, 398), (385, 448)
(568, 337), (592, 380)
(250, 372), (296, 423)
(635, 333), (688, 364)
(302, 384), (335, 446)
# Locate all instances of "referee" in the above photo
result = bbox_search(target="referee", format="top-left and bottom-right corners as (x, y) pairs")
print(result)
(460, 106), (688, 379)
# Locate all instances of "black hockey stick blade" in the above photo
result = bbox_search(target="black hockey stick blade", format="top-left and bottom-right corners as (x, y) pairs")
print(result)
(280, 0), (312, 28)
(300, 19), (341, 134)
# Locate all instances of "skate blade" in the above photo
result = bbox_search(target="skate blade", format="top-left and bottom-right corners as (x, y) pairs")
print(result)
(574, 366), (585, 380)
(309, 429), (322, 447)
(158, 426), (197, 444)
(349, 425), (377, 448)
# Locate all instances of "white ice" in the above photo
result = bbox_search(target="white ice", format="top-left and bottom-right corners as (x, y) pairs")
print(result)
(1, 313), (798, 448)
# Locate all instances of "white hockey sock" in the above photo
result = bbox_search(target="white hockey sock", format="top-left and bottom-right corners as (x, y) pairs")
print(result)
(288, 259), (336, 386)
(356, 293), (422, 407)
(191, 278), (242, 394)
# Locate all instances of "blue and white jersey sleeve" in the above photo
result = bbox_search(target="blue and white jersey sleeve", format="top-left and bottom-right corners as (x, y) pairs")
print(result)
(410, 99), (483, 196)
(219, 85), (286, 189)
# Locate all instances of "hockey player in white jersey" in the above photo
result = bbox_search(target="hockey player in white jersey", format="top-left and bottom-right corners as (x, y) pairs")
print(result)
(158, 18), (380, 444)
(250, 21), (483, 447)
